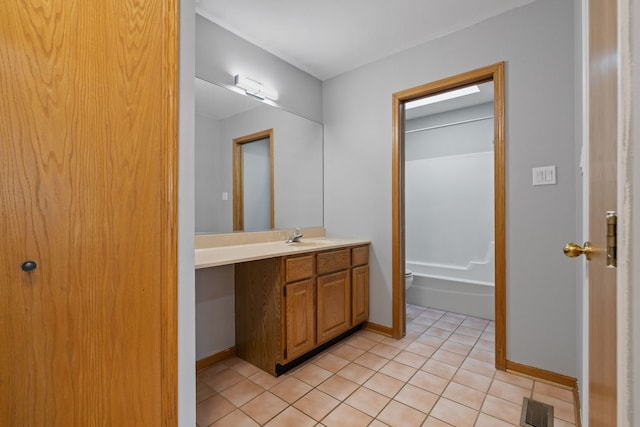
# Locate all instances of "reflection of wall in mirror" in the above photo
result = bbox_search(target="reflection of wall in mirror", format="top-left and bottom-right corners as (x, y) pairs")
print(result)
(195, 104), (323, 233)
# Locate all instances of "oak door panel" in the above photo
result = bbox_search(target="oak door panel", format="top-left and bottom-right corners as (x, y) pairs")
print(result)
(587, 0), (618, 425)
(0, 1), (178, 425)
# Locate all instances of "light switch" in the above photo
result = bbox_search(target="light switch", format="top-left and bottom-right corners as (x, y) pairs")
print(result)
(222, 191), (228, 200)
(532, 166), (556, 186)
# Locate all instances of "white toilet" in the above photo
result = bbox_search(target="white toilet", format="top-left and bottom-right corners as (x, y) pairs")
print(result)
(405, 270), (414, 290)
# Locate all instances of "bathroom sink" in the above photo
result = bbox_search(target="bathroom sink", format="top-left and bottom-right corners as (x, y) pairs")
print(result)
(284, 239), (341, 248)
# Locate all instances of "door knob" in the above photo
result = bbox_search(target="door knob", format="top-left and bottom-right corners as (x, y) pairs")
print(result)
(563, 242), (593, 261)
(21, 260), (38, 272)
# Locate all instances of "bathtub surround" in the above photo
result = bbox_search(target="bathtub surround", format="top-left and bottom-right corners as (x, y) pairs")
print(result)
(405, 120), (494, 267)
(407, 276), (494, 320)
(324, 0), (578, 378)
(405, 105), (494, 266)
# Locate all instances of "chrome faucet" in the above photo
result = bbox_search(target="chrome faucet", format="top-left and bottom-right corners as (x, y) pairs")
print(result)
(286, 228), (303, 243)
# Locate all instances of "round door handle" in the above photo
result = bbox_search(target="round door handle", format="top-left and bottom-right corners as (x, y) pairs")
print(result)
(563, 242), (593, 261)
(21, 260), (38, 272)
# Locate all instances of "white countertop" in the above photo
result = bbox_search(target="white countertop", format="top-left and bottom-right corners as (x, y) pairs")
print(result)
(195, 237), (371, 269)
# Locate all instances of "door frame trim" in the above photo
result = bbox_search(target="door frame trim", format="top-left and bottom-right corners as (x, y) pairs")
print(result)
(391, 62), (506, 370)
(616, 0), (636, 424)
(162, 0), (179, 423)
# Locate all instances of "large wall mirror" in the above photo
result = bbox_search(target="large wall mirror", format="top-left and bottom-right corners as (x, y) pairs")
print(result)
(195, 77), (323, 234)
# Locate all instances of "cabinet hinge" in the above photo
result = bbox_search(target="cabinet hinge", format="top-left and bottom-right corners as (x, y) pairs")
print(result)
(283, 287), (287, 297)
(607, 211), (617, 268)
(283, 349), (287, 359)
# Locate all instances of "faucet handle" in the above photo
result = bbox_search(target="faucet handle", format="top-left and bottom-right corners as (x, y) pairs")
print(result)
(285, 228), (303, 243)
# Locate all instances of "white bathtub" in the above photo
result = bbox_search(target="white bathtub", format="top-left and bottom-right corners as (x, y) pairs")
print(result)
(406, 242), (495, 320)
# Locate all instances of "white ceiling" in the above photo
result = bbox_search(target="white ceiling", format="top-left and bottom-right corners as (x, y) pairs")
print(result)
(196, 0), (539, 81)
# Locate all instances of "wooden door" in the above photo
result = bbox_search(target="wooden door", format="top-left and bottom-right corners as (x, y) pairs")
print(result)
(352, 265), (369, 325)
(285, 280), (315, 361)
(587, 0), (617, 425)
(317, 271), (350, 344)
(0, 1), (178, 425)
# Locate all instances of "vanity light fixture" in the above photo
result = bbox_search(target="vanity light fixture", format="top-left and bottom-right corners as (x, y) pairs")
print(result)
(234, 74), (279, 101)
(406, 85), (480, 109)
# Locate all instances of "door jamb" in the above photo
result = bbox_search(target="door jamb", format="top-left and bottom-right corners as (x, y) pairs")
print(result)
(391, 62), (506, 370)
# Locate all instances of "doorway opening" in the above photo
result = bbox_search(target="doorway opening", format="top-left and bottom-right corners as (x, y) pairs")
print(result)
(391, 63), (506, 370)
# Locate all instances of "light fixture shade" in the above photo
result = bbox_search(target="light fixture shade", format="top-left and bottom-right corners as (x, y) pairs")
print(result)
(406, 85), (479, 109)
(234, 74), (278, 101)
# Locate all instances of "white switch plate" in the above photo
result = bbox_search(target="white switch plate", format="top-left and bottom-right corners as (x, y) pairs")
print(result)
(222, 191), (228, 200)
(532, 166), (556, 186)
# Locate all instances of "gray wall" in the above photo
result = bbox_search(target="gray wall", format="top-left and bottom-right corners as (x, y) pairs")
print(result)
(196, 266), (235, 360)
(630, 0), (639, 424)
(323, 0), (579, 376)
(195, 15), (323, 123)
(179, 0), (196, 425)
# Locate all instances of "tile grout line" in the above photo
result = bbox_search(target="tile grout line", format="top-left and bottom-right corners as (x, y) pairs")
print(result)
(197, 306), (575, 427)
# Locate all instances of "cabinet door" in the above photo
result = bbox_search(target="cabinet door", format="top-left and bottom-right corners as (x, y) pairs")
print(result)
(285, 279), (315, 361)
(317, 270), (351, 344)
(352, 265), (369, 325)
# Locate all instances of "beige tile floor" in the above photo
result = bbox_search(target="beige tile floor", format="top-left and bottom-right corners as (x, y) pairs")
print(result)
(196, 305), (578, 426)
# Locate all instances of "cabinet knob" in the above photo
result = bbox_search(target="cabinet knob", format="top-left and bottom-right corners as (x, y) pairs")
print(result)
(21, 260), (38, 272)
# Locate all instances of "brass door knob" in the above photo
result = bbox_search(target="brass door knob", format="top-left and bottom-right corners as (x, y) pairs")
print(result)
(563, 242), (593, 260)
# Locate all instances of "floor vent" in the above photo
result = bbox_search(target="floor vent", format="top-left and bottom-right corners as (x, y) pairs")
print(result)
(520, 397), (554, 427)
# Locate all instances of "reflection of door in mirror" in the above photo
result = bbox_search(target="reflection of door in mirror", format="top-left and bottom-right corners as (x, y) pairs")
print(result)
(233, 129), (274, 231)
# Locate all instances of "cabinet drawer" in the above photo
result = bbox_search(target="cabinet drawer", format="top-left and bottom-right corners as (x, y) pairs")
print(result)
(285, 255), (314, 283)
(317, 249), (350, 275)
(351, 245), (369, 266)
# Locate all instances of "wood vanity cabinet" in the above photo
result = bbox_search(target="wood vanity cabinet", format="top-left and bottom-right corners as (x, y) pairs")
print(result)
(235, 244), (369, 375)
(351, 246), (370, 325)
